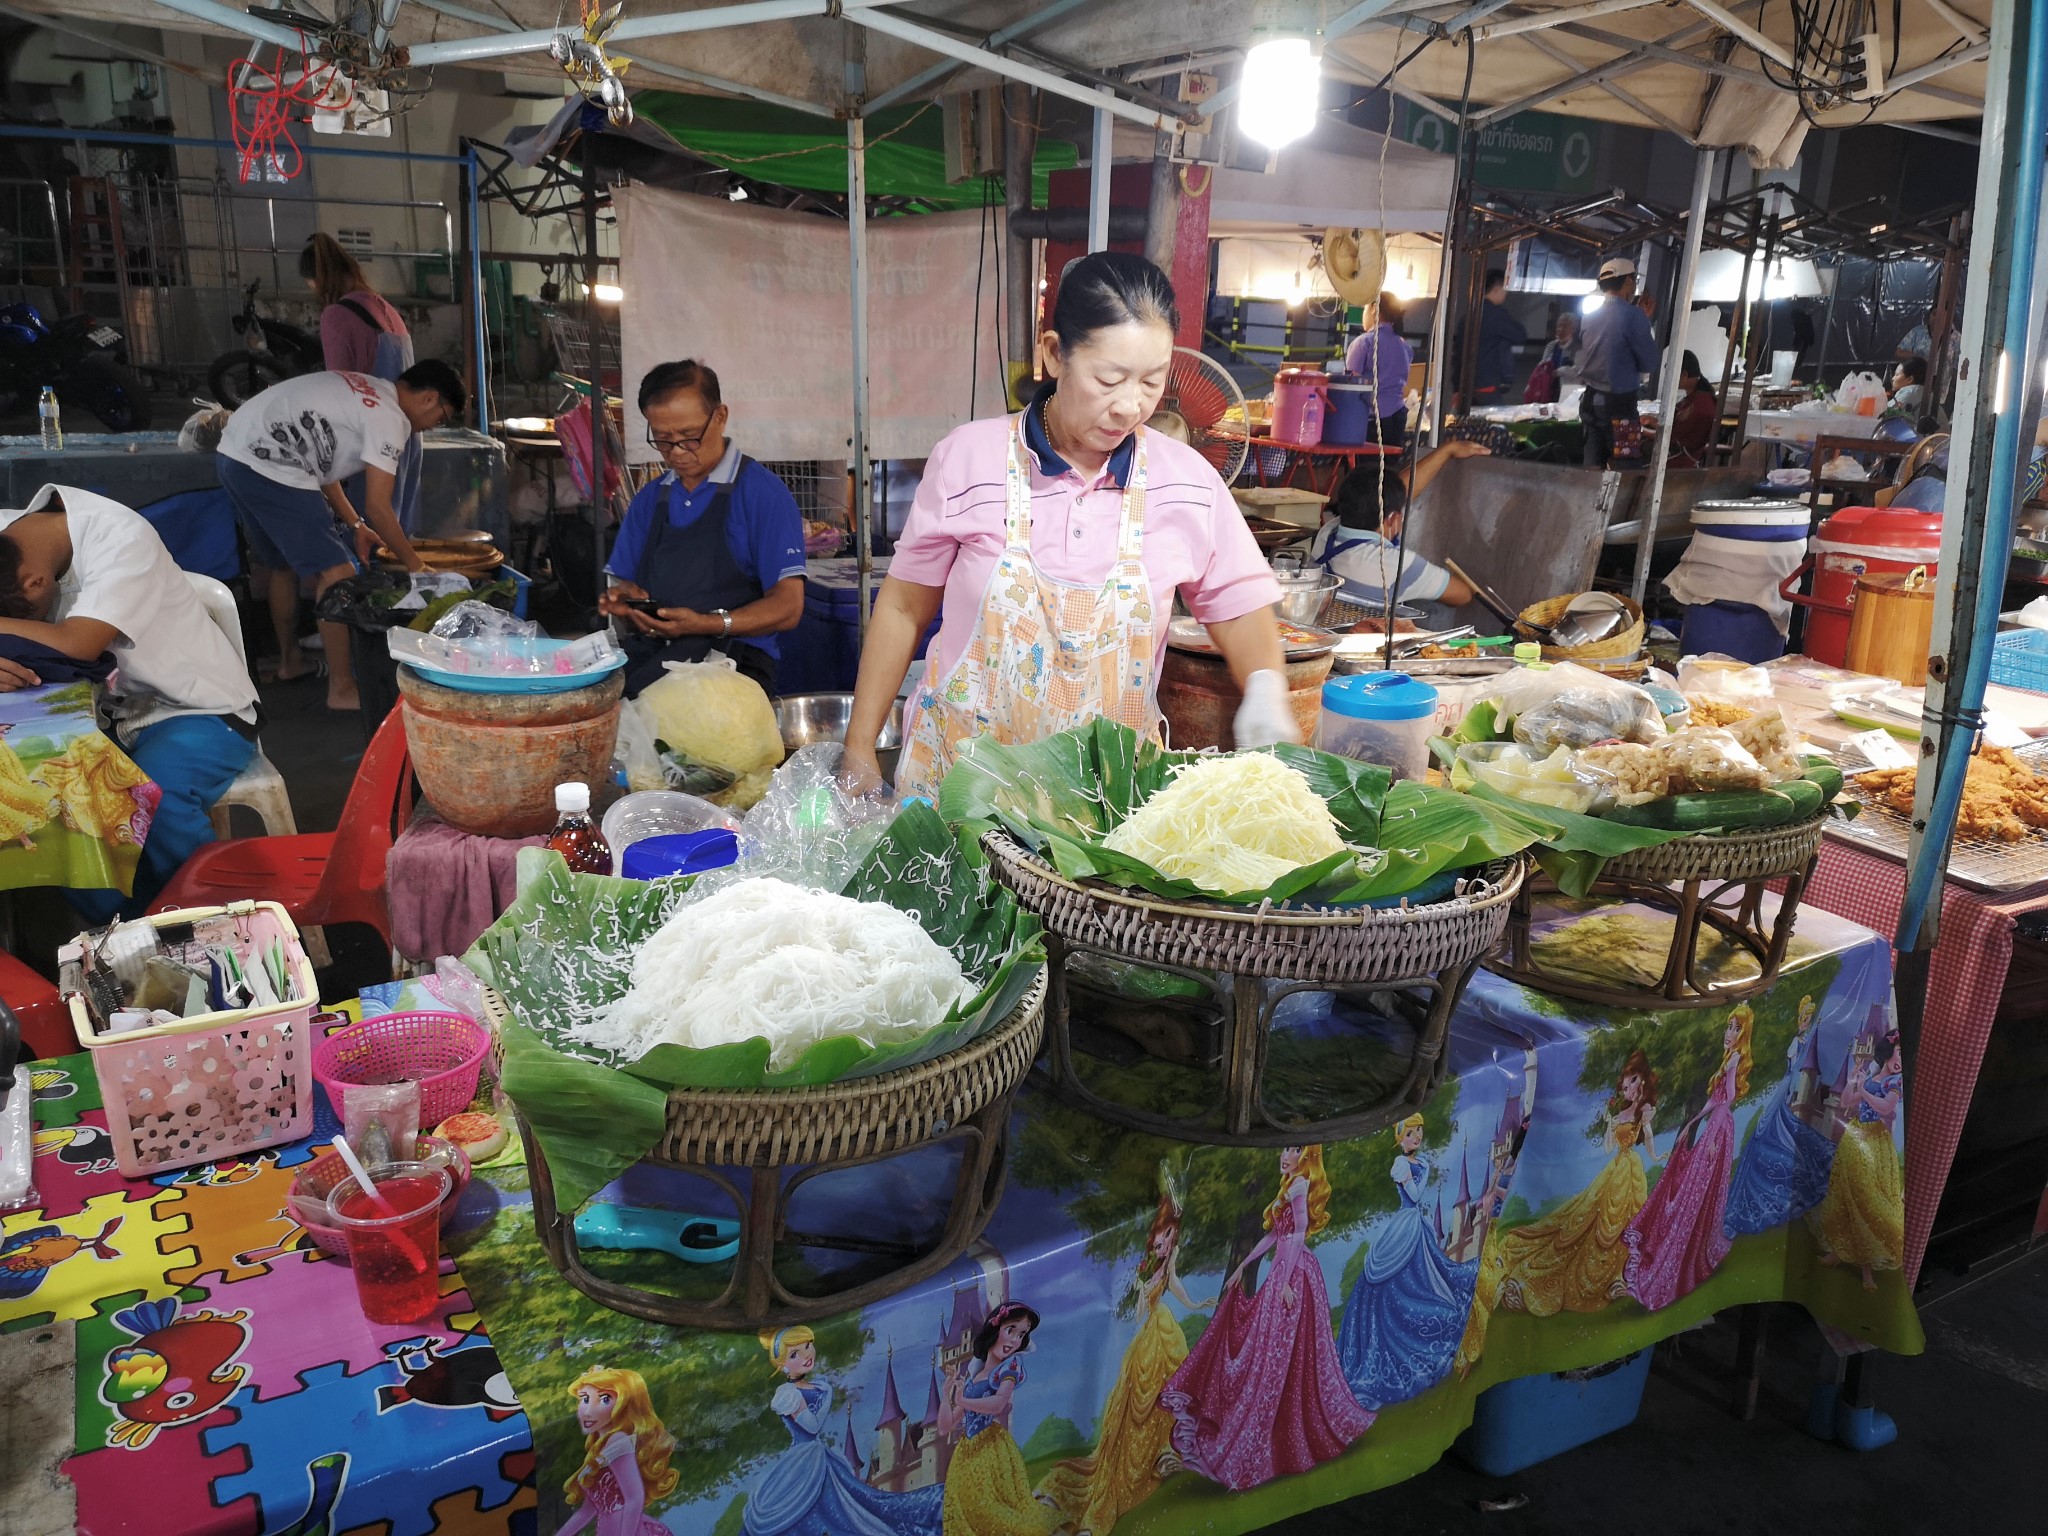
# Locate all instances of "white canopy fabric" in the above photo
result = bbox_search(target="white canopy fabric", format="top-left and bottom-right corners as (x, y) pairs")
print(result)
(1207, 120), (1458, 236)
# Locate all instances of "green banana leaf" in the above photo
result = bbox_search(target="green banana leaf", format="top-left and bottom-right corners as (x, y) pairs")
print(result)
(1462, 782), (1693, 897)
(464, 804), (1044, 1210)
(936, 719), (1541, 906)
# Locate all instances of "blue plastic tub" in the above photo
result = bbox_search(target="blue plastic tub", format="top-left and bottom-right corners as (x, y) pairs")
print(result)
(1679, 600), (1784, 664)
(1455, 1350), (1653, 1476)
(1323, 376), (1375, 447)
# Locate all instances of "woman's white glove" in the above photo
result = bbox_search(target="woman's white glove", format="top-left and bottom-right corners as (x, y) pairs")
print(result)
(1232, 669), (1301, 748)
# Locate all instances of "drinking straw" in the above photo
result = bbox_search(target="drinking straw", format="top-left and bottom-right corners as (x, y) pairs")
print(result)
(331, 1135), (395, 1215)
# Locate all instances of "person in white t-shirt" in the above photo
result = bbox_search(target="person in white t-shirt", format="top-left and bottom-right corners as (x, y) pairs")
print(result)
(0, 485), (262, 919)
(216, 360), (463, 711)
(1309, 440), (1491, 625)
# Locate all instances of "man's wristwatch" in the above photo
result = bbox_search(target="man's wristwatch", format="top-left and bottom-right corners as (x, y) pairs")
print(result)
(715, 608), (733, 637)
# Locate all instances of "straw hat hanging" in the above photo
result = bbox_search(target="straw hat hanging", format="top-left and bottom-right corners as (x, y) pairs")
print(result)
(1323, 227), (1387, 308)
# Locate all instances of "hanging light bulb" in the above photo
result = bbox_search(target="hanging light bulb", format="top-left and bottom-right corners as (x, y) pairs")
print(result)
(1239, 3), (1321, 150)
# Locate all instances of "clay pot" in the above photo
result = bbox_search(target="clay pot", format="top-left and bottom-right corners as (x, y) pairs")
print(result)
(397, 665), (623, 836)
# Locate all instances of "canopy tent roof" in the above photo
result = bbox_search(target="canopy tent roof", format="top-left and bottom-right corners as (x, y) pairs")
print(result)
(23, 0), (1991, 139)
(1206, 117), (1458, 235)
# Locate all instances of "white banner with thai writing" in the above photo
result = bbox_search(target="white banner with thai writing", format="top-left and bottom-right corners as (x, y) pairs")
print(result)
(616, 184), (1008, 464)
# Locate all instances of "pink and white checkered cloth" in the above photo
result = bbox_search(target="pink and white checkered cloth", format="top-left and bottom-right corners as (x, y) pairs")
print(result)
(1805, 838), (2046, 1285)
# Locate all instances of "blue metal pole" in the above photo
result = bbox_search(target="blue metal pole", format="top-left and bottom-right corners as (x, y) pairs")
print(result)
(464, 143), (491, 431)
(1899, 0), (2048, 956)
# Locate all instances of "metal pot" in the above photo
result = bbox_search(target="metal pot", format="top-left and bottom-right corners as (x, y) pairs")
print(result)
(774, 693), (905, 783)
(1273, 571), (1341, 626)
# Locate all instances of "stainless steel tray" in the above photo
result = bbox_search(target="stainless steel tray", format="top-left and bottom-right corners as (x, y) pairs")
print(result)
(1828, 738), (2048, 895)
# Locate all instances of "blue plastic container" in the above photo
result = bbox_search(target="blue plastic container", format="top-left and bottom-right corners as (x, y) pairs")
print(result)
(1322, 375), (1376, 447)
(619, 829), (740, 880)
(1318, 671), (1439, 781)
(1690, 499), (1811, 542)
(1455, 1350), (1653, 1476)
(1679, 600), (1785, 664)
(1991, 628), (2048, 695)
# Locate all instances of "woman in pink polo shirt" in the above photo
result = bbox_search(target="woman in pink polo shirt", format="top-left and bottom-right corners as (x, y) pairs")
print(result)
(844, 253), (1292, 800)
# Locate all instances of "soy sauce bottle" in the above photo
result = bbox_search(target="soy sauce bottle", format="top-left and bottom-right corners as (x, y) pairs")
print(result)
(546, 782), (613, 875)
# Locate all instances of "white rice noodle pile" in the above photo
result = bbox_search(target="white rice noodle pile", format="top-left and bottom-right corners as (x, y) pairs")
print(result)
(580, 877), (972, 1065)
(1101, 752), (1349, 892)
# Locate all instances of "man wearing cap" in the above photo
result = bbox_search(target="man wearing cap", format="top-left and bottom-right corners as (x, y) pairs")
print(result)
(1576, 258), (1661, 468)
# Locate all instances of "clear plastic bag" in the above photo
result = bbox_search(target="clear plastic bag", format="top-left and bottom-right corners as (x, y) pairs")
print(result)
(677, 744), (898, 904)
(1650, 727), (1770, 792)
(636, 657), (785, 809)
(177, 404), (231, 454)
(386, 605), (620, 678)
(1486, 662), (1665, 752)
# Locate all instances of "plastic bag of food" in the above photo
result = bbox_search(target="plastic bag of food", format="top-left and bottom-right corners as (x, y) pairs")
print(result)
(1677, 653), (1774, 699)
(1576, 741), (1671, 805)
(1650, 727), (1769, 792)
(177, 403), (232, 454)
(1485, 662), (1665, 752)
(1454, 741), (1617, 814)
(679, 744), (897, 901)
(1724, 706), (1807, 782)
(636, 656), (785, 810)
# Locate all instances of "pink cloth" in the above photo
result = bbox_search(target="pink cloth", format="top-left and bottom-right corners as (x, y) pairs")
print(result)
(386, 812), (545, 963)
(319, 292), (409, 374)
(1159, 1175), (1374, 1490)
(1622, 1056), (1738, 1312)
(1796, 839), (2040, 1286)
(889, 415), (1282, 686)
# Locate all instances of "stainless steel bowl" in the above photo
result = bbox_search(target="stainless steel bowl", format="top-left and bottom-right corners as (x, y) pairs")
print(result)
(775, 693), (904, 784)
(1274, 572), (1341, 625)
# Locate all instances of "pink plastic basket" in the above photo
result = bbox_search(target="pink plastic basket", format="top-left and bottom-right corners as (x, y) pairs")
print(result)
(290, 1135), (473, 1258)
(312, 1011), (491, 1128)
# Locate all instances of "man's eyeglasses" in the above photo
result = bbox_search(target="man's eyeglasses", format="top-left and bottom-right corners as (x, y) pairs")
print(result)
(647, 426), (714, 455)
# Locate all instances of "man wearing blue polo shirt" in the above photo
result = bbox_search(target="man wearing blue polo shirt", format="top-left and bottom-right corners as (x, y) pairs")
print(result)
(599, 359), (807, 697)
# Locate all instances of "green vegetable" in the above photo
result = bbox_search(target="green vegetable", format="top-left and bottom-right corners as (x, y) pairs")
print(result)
(1451, 699), (1506, 746)
(1776, 778), (1825, 820)
(1800, 758), (1845, 800)
(1461, 783), (1692, 896)
(1602, 789), (1798, 832)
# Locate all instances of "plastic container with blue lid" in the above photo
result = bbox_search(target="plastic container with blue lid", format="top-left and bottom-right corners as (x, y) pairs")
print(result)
(619, 829), (741, 881)
(1318, 671), (1439, 781)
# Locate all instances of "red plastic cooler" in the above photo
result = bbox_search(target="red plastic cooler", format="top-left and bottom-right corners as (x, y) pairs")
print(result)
(1780, 505), (1942, 666)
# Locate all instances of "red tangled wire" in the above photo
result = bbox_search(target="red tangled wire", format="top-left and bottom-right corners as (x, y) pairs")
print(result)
(226, 41), (349, 184)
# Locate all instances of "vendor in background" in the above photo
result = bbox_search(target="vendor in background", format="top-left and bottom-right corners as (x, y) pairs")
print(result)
(1575, 258), (1660, 469)
(1471, 270), (1526, 405)
(1888, 356), (1928, 422)
(598, 360), (806, 698)
(1525, 311), (1578, 404)
(216, 362), (457, 711)
(301, 233), (423, 536)
(1668, 352), (1720, 469)
(841, 252), (1293, 799)
(0, 486), (260, 919)
(1344, 291), (1413, 453)
(1308, 442), (1488, 626)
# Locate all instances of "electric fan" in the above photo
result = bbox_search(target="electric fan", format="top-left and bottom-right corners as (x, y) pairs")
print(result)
(1151, 347), (1252, 485)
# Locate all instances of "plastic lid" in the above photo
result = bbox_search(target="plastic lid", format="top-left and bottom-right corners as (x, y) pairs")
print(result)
(619, 829), (741, 880)
(554, 782), (591, 814)
(1513, 642), (1541, 664)
(1320, 671), (1438, 721)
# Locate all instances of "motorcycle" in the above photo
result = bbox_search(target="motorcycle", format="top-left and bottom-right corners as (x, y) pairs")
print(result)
(0, 302), (153, 431)
(206, 279), (324, 407)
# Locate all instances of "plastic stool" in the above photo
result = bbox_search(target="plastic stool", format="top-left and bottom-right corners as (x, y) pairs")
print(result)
(210, 748), (299, 839)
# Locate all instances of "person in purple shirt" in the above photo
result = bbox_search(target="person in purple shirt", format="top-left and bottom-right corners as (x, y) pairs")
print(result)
(1343, 291), (1414, 453)
(1575, 258), (1662, 468)
(599, 359), (807, 698)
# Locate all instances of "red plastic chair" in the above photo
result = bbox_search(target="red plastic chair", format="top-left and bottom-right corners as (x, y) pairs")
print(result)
(152, 709), (415, 953)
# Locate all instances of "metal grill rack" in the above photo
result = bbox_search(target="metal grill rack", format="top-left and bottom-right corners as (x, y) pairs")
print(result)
(1829, 739), (2048, 895)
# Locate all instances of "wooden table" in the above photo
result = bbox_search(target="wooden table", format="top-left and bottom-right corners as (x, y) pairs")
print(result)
(1247, 435), (1399, 495)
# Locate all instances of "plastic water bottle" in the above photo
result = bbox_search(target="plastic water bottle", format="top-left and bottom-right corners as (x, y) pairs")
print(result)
(38, 387), (62, 451)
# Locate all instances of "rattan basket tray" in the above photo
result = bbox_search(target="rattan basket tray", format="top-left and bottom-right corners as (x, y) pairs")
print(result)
(1604, 813), (1828, 883)
(983, 831), (1525, 983)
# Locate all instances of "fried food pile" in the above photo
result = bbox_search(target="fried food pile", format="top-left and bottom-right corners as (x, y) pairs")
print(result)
(1683, 693), (1756, 729)
(1855, 745), (2048, 843)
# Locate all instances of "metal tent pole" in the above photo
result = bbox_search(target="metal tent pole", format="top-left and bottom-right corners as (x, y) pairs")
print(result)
(583, 148), (606, 611)
(463, 142), (490, 431)
(1631, 146), (1718, 608)
(1899, 0), (2048, 1048)
(851, 115), (875, 641)
(1088, 108), (1113, 253)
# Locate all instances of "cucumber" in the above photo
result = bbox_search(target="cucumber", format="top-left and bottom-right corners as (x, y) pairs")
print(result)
(1775, 778), (1825, 820)
(1603, 788), (1798, 831)
(1799, 759), (1845, 801)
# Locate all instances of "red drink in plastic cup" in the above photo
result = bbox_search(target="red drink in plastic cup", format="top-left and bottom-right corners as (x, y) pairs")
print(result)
(327, 1163), (450, 1324)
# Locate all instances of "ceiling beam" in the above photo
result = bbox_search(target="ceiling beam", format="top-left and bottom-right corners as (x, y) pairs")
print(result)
(1677, 0), (1797, 69)
(1518, 29), (1698, 141)
(407, 0), (892, 69)
(144, 0), (303, 50)
(1470, 16), (1721, 125)
(1472, 0), (1662, 42)
(861, 0), (1097, 113)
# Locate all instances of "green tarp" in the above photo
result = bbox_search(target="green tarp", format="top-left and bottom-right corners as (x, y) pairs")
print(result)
(631, 93), (1077, 210)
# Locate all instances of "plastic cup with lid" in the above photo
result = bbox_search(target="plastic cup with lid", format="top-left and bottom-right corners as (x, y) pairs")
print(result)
(1317, 672), (1440, 781)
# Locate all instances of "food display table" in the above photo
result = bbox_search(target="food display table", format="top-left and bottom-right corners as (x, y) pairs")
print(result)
(0, 682), (160, 896)
(5, 901), (1920, 1535)
(1745, 411), (1887, 446)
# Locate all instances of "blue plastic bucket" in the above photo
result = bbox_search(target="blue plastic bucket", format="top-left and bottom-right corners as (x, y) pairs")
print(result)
(1679, 600), (1784, 663)
(1322, 377), (1376, 447)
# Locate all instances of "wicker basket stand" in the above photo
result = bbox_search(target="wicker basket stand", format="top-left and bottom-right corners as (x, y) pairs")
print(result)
(1490, 816), (1827, 1008)
(984, 832), (1524, 1146)
(500, 971), (1045, 1330)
